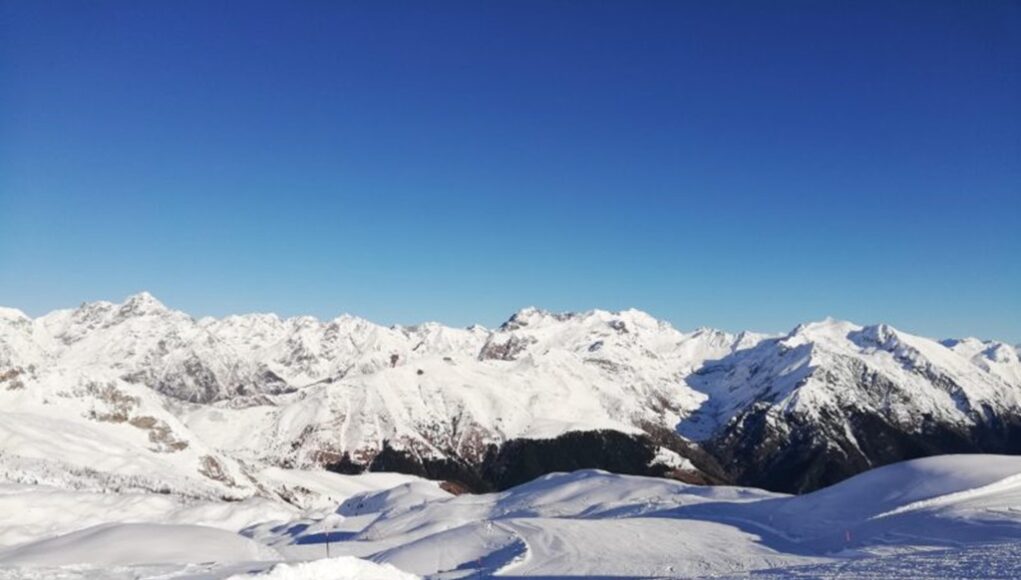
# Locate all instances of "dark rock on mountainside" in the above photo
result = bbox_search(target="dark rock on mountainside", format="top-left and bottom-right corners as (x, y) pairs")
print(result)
(368, 442), (492, 492)
(482, 430), (666, 490)
(328, 429), (728, 493)
(708, 405), (1021, 494)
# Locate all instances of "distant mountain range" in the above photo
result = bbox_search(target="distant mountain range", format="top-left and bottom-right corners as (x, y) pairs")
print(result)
(2, 292), (1019, 498)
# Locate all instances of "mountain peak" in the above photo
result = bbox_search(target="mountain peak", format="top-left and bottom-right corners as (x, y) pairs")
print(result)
(117, 291), (168, 316)
(0, 306), (30, 323)
(500, 306), (665, 333)
(500, 307), (571, 330)
(788, 317), (860, 337)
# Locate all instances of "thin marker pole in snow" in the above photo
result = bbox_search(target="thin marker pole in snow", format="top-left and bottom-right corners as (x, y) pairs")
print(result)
(327, 533), (331, 558)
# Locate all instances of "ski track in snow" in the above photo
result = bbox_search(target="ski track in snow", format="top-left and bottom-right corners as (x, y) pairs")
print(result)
(872, 472), (1021, 520)
(1, 456), (1019, 578)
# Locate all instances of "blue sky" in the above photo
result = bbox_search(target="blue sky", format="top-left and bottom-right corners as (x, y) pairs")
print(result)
(1, 1), (1019, 341)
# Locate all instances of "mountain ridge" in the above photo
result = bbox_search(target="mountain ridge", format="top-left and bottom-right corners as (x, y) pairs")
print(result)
(2, 292), (1019, 496)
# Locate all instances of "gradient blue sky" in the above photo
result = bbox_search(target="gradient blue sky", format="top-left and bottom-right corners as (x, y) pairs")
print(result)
(1, 1), (1019, 341)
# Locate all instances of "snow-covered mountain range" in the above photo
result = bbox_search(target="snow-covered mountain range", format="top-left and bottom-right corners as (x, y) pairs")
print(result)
(2, 292), (1019, 497)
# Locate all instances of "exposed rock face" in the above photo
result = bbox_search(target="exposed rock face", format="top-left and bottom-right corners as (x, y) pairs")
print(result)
(709, 403), (1021, 493)
(686, 320), (1021, 492)
(477, 335), (537, 361)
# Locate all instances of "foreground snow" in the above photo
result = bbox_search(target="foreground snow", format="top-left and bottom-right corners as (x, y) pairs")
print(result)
(227, 557), (418, 580)
(0, 557), (417, 580)
(1, 454), (1021, 578)
(0, 523), (278, 567)
(743, 543), (1021, 579)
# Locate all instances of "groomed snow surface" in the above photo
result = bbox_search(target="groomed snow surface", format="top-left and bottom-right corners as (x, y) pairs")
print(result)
(3, 455), (1021, 578)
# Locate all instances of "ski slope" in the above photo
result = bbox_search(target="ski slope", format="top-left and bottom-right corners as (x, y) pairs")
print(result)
(2, 454), (1021, 578)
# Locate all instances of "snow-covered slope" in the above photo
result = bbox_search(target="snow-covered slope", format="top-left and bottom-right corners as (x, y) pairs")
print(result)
(943, 336), (1021, 386)
(683, 319), (1021, 491)
(0, 294), (764, 492)
(3, 455), (1021, 578)
(0, 369), (260, 499)
(682, 319), (1021, 437)
(2, 293), (1020, 496)
(0, 469), (436, 578)
(0, 523), (280, 568)
(246, 454), (1021, 578)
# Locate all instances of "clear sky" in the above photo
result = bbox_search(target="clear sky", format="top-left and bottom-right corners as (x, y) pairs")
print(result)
(1, 1), (1019, 341)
